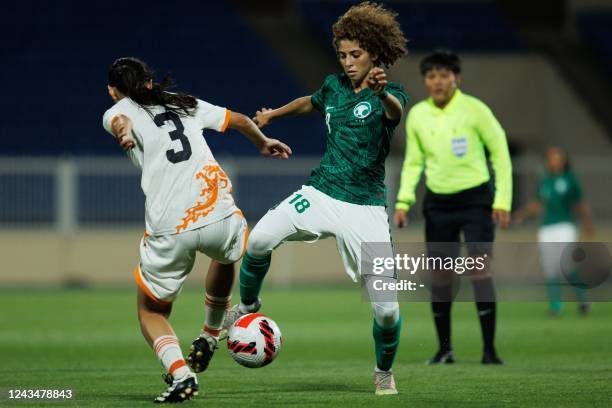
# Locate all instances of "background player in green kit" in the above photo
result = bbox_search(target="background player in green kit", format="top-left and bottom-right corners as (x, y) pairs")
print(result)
(394, 50), (512, 365)
(218, 2), (409, 395)
(514, 146), (594, 315)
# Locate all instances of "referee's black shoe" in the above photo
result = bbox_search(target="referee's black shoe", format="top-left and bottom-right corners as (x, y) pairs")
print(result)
(426, 350), (455, 365)
(481, 349), (504, 365)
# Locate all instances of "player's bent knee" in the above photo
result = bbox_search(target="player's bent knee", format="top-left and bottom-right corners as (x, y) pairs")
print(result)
(137, 288), (172, 317)
(216, 256), (238, 266)
(372, 301), (400, 329)
(246, 229), (278, 258)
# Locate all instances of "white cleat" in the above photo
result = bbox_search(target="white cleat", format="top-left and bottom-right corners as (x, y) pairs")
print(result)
(219, 299), (261, 340)
(374, 370), (398, 396)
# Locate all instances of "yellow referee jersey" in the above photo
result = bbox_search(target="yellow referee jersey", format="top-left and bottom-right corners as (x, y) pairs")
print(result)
(396, 89), (512, 211)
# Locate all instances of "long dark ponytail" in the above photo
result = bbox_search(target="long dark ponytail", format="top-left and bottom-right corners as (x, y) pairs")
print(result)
(108, 57), (197, 116)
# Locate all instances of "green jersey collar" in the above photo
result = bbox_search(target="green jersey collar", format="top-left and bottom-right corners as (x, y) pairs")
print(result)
(340, 73), (373, 96)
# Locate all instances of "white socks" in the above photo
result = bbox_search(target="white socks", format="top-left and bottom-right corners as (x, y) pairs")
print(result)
(153, 335), (190, 381)
(202, 294), (231, 338)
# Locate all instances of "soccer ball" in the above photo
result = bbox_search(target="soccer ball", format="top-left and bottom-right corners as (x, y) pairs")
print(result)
(226, 313), (282, 368)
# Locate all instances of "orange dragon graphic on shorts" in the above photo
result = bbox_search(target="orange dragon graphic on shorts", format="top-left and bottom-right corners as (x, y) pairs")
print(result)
(175, 163), (230, 233)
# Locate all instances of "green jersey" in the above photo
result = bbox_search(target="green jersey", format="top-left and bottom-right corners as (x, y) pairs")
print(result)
(538, 170), (583, 226)
(308, 73), (409, 206)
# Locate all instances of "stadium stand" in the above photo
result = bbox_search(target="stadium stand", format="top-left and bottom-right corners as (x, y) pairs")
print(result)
(0, 0), (324, 157)
(298, 0), (525, 51)
(1, 0), (611, 226)
(577, 12), (612, 74)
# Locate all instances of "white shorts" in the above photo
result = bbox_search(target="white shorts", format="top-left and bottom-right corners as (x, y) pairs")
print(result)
(538, 222), (577, 279)
(135, 211), (248, 303)
(247, 185), (393, 282)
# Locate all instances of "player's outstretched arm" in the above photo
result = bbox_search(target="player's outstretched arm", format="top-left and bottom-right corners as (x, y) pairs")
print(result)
(512, 201), (543, 225)
(575, 200), (595, 238)
(367, 68), (403, 121)
(253, 96), (314, 128)
(228, 111), (292, 159)
(109, 114), (136, 151)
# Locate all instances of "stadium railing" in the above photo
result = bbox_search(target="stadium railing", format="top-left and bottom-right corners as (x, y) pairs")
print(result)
(0, 156), (611, 231)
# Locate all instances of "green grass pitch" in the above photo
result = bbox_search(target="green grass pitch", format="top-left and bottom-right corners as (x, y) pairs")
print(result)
(1, 288), (610, 407)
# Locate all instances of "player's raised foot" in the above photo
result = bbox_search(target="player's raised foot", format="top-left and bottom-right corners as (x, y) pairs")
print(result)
(154, 373), (199, 404)
(481, 349), (504, 365)
(187, 333), (217, 373)
(219, 299), (262, 339)
(374, 369), (398, 395)
(426, 349), (455, 365)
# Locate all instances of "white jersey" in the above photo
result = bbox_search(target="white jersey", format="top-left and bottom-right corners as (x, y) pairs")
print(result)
(102, 97), (238, 236)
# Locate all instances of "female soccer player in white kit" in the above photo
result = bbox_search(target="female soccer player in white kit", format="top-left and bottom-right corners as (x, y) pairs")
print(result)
(102, 57), (291, 403)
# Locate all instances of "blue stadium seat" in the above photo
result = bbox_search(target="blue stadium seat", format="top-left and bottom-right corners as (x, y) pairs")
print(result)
(0, 0), (325, 156)
(298, 0), (524, 52)
(577, 13), (612, 74)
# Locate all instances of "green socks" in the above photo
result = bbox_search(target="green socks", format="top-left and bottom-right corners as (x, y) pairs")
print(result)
(567, 271), (588, 304)
(242, 250), (403, 372)
(239, 252), (271, 305)
(373, 318), (401, 371)
(546, 277), (562, 313)
(547, 272), (589, 314)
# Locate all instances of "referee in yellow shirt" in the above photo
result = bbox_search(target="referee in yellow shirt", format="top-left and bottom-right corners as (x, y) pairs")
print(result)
(395, 50), (512, 365)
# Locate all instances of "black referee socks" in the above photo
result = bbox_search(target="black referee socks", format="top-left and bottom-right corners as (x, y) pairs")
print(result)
(431, 285), (453, 352)
(472, 278), (497, 353)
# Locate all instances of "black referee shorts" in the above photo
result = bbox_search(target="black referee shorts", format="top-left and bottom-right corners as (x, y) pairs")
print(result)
(423, 182), (494, 256)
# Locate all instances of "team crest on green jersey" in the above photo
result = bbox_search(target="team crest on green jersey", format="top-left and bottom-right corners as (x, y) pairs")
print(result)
(353, 102), (372, 119)
(555, 178), (568, 194)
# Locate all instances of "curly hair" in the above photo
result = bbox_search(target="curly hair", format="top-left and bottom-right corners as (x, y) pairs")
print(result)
(332, 2), (408, 68)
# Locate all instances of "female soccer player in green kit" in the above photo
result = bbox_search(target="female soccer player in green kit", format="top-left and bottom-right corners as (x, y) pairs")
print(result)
(203, 2), (409, 395)
(394, 50), (512, 365)
(514, 146), (594, 315)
